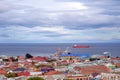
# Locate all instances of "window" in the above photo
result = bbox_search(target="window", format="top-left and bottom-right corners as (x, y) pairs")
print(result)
(80, 78), (82, 80)
(76, 78), (79, 80)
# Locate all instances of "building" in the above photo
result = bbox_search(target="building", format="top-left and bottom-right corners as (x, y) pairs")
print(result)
(81, 65), (110, 75)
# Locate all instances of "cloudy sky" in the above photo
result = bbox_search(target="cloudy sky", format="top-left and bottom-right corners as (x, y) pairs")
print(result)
(0, 0), (120, 43)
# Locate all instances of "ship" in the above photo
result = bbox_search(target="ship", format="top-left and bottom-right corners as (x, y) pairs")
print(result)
(73, 44), (89, 48)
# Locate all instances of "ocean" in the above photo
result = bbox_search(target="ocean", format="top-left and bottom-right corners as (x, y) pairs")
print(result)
(0, 43), (120, 57)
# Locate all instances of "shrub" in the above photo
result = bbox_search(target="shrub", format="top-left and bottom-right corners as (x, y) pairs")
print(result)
(27, 77), (44, 80)
(5, 73), (18, 78)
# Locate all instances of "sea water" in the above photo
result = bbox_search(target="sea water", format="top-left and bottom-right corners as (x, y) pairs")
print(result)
(0, 43), (120, 57)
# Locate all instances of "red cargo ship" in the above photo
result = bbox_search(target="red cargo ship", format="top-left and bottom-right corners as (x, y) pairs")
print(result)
(73, 44), (89, 48)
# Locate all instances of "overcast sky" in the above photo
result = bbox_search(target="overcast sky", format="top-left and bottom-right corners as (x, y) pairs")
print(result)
(0, 0), (120, 43)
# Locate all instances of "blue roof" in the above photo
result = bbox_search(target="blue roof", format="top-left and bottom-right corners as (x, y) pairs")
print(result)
(59, 53), (90, 58)
(13, 68), (26, 72)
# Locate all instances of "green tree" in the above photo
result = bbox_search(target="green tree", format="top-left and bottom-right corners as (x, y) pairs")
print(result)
(27, 77), (44, 80)
(5, 73), (18, 78)
(32, 61), (35, 66)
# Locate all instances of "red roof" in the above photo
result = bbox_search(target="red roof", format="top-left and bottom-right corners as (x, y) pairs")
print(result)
(111, 58), (120, 60)
(20, 61), (29, 65)
(45, 70), (61, 75)
(74, 66), (81, 71)
(17, 71), (30, 76)
(0, 69), (7, 75)
(32, 57), (47, 61)
(115, 63), (120, 67)
(81, 65), (110, 75)
(18, 56), (24, 59)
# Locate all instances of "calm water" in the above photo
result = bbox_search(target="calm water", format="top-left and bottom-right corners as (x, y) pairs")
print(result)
(0, 43), (120, 57)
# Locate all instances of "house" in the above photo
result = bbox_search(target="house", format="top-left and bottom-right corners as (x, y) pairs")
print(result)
(0, 69), (7, 75)
(81, 65), (110, 75)
(13, 68), (26, 72)
(30, 71), (42, 76)
(17, 71), (30, 76)
(44, 70), (61, 75)
(67, 74), (88, 80)
(101, 73), (120, 80)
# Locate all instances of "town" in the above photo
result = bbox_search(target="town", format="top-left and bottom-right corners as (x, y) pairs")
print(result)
(0, 48), (120, 80)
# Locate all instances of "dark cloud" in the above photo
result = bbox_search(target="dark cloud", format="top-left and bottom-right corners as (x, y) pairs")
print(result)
(45, 34), (71, 37)
(0, 34), (10, 38)
(0, 1), (24, 13)
(56, 0), (120, 15)
(0, 0), (119, 43)
(0, 12), (49, 27)
(0, 0), (119, 30)
(32, 31), (55, 34)
(54, 0), (120, 30)
(55, 12), (120, 30)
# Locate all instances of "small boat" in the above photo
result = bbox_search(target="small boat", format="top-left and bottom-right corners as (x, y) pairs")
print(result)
(73, 44), (89, 48)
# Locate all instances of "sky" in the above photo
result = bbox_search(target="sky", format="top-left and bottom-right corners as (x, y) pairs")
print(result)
(0, 0), (120, 43)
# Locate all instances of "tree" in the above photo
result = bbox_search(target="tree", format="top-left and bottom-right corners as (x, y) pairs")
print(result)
(5, 73), (18, 78)
(89, 58), (100, 61)
(32, 61), (35, 66)
(27, 77), (44, 80)
(25, 53), (33, 58)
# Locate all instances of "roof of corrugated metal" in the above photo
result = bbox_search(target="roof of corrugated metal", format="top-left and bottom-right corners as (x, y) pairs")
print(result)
(59, 53), (90, 58)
